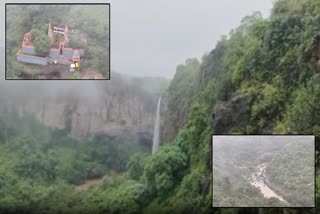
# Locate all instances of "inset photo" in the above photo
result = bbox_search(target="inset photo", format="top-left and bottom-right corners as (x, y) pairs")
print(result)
(212, 135), (315, 208)
(5, 3), (110, 80)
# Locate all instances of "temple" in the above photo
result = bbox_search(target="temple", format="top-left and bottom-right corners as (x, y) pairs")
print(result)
(16, 22), (84, 66)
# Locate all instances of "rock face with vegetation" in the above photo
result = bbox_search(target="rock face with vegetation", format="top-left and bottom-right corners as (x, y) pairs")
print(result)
(158, 0), (320, 213)
(1, 0), (320, 213)
(0, 74), (168, 143)
(213, 95), (251, 134)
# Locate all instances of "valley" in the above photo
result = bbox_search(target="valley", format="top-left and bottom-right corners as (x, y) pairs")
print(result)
(212, 136), (314, 207)
(249, 162), (289, 205)
(1, 0), (320, 213)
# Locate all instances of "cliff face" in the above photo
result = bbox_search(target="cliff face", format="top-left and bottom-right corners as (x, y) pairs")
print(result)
(3, 94), (154, 139)
(0, 75), (165, 144)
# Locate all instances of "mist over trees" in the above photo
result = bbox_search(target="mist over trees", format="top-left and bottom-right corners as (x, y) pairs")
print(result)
(160, 0), (320, 213)
(212, 136), (314, 207)
(1, 0), (320, 213)
(6, 4), (110, 79)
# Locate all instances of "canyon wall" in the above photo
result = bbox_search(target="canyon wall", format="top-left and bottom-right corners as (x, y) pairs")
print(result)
(0, 74), (167, 145)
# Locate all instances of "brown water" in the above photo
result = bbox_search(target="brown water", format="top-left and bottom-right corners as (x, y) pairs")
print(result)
(249, 163), (289, 204)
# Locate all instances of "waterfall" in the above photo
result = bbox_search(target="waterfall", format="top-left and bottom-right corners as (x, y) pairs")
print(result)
(152, 96), (161, 154)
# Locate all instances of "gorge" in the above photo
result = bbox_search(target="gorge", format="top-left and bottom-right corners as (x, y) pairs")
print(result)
(249, 162), (289, 205)
(0, 75), (168, 148)
(1, 0), (320, 213)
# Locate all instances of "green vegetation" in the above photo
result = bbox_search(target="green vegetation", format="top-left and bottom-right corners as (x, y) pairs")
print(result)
(6, 5), (109, 79)
(2, 0), (320, 213)
(213, 138), (313, 207)
(266, 142), (314, 206)
(0, 114), (147, 213)
(30, 29), (51, 56)
(164, 58), (200, 141)
(159, 0), (320, 212)
(53, 32), (63, 44)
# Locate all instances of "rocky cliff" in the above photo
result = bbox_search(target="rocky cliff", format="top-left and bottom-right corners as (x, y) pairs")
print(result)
(0, 73), (168, 145)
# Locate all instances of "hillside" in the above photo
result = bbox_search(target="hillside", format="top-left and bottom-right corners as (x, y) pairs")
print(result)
(265, 141), (315, 207)
(212, 136), (292, 207)
(158, 0), (320, 212)
(1, 0), (320, 213)
(0, 115), (149, 213)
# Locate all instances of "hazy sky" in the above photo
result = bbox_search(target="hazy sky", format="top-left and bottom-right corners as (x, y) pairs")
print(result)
(0, 0), (274, 79)
(110, 0), (274, 78)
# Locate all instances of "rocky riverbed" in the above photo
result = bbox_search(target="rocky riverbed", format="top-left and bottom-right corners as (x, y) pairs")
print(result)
(249, 162), (289, 205)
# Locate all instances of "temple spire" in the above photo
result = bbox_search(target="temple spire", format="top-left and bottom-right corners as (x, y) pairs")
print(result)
(48, 22), (53, 37)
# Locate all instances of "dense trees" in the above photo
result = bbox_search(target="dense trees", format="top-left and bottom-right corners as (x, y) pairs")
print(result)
(6, 5), (110, 79)
(284, 74), (320, 134)
(24, 1), (320, 213)
(126, 154), (145, 180)
(161, 0), (320, 212)
(31, 29), (51, 56)
(2, 0), (320, 213)
(143, 144), (188, 197)
(0, 115), (148, 213)
(266, 142), (314, 207)
(212, 138), (314, 207)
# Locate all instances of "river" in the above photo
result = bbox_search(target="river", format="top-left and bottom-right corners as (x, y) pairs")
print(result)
(249, 162), (289, 205)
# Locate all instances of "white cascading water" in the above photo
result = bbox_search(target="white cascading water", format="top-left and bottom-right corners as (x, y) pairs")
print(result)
(152, 96), (161, 154)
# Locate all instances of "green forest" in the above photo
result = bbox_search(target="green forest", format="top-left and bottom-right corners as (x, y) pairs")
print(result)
(1, 0), (320, 213)
(6, 5), (109, 79)
(0, 113), (148, 213)
(265, 141), (314, 207)
(212, 137), (314, 207)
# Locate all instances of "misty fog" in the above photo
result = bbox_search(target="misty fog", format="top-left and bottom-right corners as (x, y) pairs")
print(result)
(0, 0), (273, 78)
(0, 0), (319, 213)
(212, 136), (315, 207)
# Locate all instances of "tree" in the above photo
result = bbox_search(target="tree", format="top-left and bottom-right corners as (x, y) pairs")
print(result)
(69, 36), (87, 49)
(284, 74), (320, 135)
(53, 33), (63, 43)
(127, 154), (145, 180)
(143, 145), (188, 196)
(31, 29), (50, 56)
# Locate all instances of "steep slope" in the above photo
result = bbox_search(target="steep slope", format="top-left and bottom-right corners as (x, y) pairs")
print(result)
(265, 141), (315, 207)
(1, 0), (320, 213)
(155, 0), (320, 212)
(0, 74), (168, 145)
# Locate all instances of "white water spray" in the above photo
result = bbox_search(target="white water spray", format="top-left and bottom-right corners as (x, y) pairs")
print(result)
(152, 96), (161, 154)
